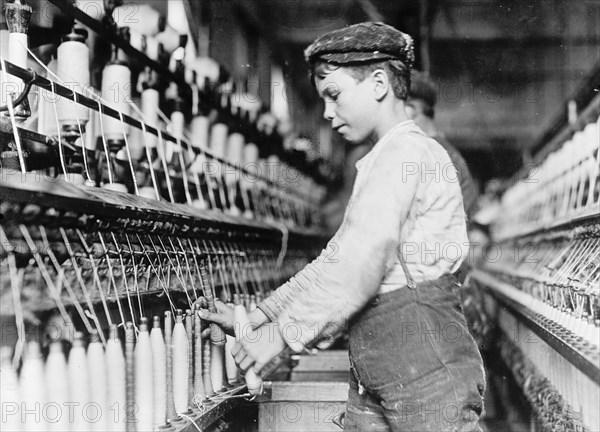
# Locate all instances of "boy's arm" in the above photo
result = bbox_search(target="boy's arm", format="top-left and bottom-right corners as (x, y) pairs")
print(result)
(274, 136), (432, 351)
(256, 241), (339, 322)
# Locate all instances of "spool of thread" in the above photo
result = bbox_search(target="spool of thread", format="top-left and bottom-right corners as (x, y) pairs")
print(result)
(233, 305), (264, 395)
(138, 186), (157, 200)
(258, 158), (268, 182)
(155, 24), (180, 54)
(101, 62), (131, 141)
(119, 147), (134, 169)
(210, 123), (228, 159)
(172, 310), (189, 414)
(150, 316), (167, 428)
(193, 309), (206, 402)
(87, 330), (107, 431)
(145, 37), (161, 61)
(233, 293), (242, 306)
(20, 341), (47, 432)
(4, 0), (32, 118)
(168, 109), (185, 162)
(190, 57), (221, 85)
(190, 120), (210, 187)
(0, 347), (20, 432)
(56, 31), (91, 130)
(226, 132), (244, 215)
(125, 118), (145, 162)
(267, 154), (280, 172)
(191, 196), (208, 210)
(45, 342), (70, 431)
(102, 182), (129, 193)
(141, 88), (159, 149)
(228, 200), (242, 217)
(583, 122), (598, 206)
(164, 311), (180, 424)
(191, 116), (210, 152)
(210, 344), (225, 393)
(244, 142), (259, 166)
(105, 325), (126, 432)
(68, 332), (91, 432)
(81, 86), (100, 152)
(124, 323), (135, 431)
(199, 264), (226, 346)
(185, 310), (195, 409)
(224, 303), (239, 385)
(57, 172), (86, 185)
(134, 318), (154, 432)
(112, 4), (164, 36)
(189, 148), (209, 208)
(1, 22), (9, 109)
(202, 341), (214, 397)
(126, 29), (146, 53)
(0, 20), (9, 57)
(227, 132), (245, 166)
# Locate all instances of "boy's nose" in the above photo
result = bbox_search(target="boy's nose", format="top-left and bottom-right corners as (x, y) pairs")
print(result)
(323, 101), (335, 121)
(323, 103), (335, 121)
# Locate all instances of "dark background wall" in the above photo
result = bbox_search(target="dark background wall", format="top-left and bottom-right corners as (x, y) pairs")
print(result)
(198, 0), (600, 184)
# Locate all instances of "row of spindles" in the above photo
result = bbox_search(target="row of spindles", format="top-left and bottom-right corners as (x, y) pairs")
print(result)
(498, 310), (599, 431)
(0, 303), (261, 432)
(497, 330), (590, 432)
(495, 114), (599, 240)
(1, 0), (325, 226)
(484, 233), (600, 348)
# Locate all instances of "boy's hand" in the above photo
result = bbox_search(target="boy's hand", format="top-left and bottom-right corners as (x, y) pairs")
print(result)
(232, 322), (287, 374)
(197, 300), (235, 336)
(197, 300), (270, 337)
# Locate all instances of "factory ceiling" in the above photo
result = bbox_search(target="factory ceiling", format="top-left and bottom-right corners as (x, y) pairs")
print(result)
(236, 0), (600, 181)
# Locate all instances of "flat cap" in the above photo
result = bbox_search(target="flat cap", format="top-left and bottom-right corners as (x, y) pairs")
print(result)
(304, 22), (414, 67)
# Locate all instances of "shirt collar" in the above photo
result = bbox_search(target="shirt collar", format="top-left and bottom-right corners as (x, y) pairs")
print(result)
(355, 120), (417, 170)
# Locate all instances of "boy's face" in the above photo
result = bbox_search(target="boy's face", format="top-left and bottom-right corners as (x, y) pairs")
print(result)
(315, 67), (378, 145)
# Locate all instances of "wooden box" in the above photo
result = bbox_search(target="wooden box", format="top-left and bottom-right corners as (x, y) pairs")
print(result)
(258, 381), (348, 432)
(290, 350), (350, 382)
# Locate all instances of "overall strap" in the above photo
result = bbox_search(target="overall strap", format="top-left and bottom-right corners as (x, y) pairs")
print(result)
(398, 245), (417, 290)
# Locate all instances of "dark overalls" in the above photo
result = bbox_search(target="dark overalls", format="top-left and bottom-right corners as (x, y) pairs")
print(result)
(343, 255), (486, 432)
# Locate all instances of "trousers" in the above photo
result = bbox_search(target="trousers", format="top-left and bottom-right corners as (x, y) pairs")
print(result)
(344, 274), (486, 431)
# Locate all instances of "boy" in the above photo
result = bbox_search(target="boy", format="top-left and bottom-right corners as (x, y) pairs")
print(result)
(200, 22), (485, 431)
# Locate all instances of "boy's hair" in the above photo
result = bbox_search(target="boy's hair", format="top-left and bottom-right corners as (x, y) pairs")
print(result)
(311, 59), (412, 101)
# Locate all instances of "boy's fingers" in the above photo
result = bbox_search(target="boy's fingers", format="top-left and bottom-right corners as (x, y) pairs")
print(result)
(193, 296), (206, 309)
(198, 309), (224, 325)
(233, 349), (246, 364)
(237, 356), (253, 373)
(214, 301), (231, 314)
(252, 361), (265, 375)
(231, 343), (242, 357)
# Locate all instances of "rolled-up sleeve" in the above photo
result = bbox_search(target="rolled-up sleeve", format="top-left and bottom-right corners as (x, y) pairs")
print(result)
(270, 135), (432, 352)
(257, 251), (331, 322)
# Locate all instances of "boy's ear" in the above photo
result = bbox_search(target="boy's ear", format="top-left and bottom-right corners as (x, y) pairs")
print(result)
(371, 69), (390, 101)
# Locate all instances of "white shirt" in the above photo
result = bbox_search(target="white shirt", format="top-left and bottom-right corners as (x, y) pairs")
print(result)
(258, 120), (469, 351)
